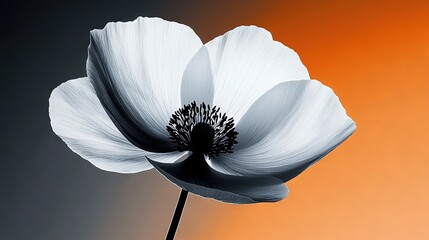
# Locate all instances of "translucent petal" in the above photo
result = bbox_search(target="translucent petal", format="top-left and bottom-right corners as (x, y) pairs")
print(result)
(211, 80), (356, 181)
(87, 17), (202, 152)
(205, 26), (310, 122)
(148, 154), (288, 204)
(181, 46), (214, 106)
(49, 77), (185, 173)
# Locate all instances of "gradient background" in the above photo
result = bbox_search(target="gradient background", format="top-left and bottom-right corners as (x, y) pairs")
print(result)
(2, 0), (428, 239)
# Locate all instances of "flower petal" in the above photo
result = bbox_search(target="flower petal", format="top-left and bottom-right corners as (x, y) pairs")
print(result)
(210, 80), (356, 182)
(49, 77), (184, 173)
(147, 154), (288, 204)
(205, 26), (310, 122)
(181, 46), (214, 106)
(87, 17), (202, 152)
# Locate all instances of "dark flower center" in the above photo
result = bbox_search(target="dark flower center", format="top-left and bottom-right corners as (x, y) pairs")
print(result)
(166, 101), (238, 158)
(191, 122), (215, 154)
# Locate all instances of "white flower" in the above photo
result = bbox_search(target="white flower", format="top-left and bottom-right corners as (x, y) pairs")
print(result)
(49, 17), (356, 204)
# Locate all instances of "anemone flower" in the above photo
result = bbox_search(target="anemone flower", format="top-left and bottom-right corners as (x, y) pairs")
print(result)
(49, 17), (356, 239)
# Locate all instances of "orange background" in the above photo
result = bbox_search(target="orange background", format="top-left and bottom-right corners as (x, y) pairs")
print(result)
(100, 1), (429, 239)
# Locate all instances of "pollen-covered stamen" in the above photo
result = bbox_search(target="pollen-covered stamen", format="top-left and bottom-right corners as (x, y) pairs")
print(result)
(166, 101), (238, 158)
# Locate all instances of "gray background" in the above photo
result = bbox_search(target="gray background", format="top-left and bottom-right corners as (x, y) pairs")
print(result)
(1, 0), (270, 239)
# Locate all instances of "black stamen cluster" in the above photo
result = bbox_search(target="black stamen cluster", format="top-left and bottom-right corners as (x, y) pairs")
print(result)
(167, 101), (238, 158)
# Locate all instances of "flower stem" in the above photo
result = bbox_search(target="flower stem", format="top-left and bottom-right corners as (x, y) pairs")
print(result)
(166, 189), (188, 240)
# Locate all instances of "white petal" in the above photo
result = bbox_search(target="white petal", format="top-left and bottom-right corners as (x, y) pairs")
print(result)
(49, 77), (183, 173)
(181, 46), (214, 106)
(205, 26), (310, 122)
(148, 151), (190, 163)
(87, 17), (202, 150)
(147, 154), (288, 204)
(210, 80), (356, 181)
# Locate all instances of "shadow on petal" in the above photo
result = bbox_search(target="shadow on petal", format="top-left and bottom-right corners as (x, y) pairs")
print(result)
(147, 153), (288, 204)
